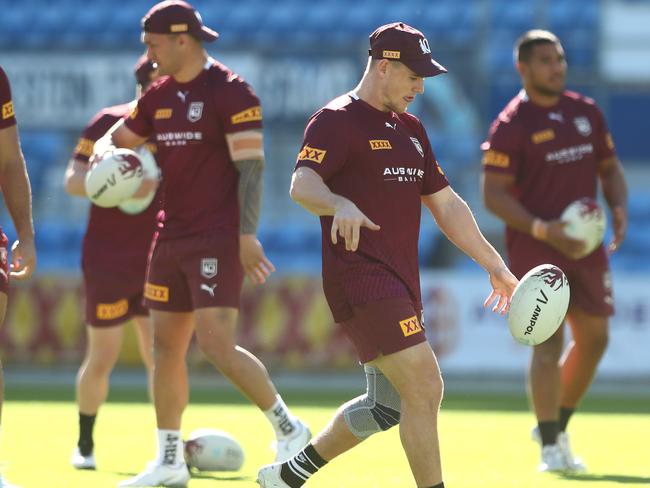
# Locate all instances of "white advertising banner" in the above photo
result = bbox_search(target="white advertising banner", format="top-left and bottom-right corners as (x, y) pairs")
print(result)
(421, 272), (649, 377)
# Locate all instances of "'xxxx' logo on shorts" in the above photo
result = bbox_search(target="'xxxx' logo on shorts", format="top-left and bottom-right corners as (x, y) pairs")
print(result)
(399, 315), (422, 337)
(145, 283), (169, 302)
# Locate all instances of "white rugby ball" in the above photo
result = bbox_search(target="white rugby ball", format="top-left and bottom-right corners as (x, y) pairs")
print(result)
(184, 428), (244, 472)
(85, 148), (144, 208)
(508, 264), (570, 346)
(118, 145), (160, 215)
(561, 197), (606, 259)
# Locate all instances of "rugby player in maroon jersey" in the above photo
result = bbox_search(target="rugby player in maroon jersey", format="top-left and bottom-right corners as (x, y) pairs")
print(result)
(481, 30), (628, 472)
(258, 23), (518, 488)
(0, 65), (37, 488)
(90, 2), (310, 486)
(64, 55), (160, 471)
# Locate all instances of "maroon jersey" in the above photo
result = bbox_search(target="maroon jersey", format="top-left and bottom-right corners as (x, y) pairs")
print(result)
(296, 93), (449, 321)
(0, 66), (18, 237)
(0, 66), (16, 130)
(482, 90), (616, 271)
(73, 103), (159, 275)
(125, 58), (263, 240)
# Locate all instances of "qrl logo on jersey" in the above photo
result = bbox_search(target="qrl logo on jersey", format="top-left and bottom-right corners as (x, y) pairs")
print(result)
(399, 315), (423, 337)
(201, 258), (218, 279)
(298, 145), (327, 164)
(573, 116), (592, 136)
(187, 102), (204, 122)
(410, 137), (424, 157)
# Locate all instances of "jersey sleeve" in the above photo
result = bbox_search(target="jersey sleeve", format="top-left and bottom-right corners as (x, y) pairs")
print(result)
(218, 77), (263, 134)
(72, 112), (118, 165)
(480, 116), (524, 175)
(0, 67), (17, 130)
(295, 109), (348, 181)
(591, 104), (617, 162)
(124, 90), (154, 138)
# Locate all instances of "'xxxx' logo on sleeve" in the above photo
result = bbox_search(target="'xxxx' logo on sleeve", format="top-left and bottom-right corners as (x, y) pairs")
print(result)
(298, 145), (327, 164)
(399, 315), (423, 337)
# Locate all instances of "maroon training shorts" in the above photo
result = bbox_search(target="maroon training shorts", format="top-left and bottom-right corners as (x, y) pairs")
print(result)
(144, 230), (243, 312)
(510, 254), (614, 317)
(341, 296), (427, 363)
(83, 268), (149, 327)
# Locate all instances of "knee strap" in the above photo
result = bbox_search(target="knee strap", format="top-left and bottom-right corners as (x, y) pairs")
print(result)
(342, 365), (401, 439)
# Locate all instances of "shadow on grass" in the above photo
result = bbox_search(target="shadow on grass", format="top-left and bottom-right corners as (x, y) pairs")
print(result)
(560, 473), (650, 484)
(190, 472), (252, 482)
(110, 470), (252, 482)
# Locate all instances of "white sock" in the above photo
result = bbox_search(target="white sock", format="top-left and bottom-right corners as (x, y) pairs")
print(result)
(156, 429), (184, 466)
(264, 395), (299, 438)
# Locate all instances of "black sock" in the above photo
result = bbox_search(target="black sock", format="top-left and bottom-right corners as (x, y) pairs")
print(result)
(558, 407), (575, 432)
(538, 420), (559, 446)
(279, 444), (327, 487)
(425, 483), (445, 488)
(78, 413), (96, 456)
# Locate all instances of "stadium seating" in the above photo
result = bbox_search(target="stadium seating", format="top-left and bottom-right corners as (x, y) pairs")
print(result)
(4, 0), (648, 273)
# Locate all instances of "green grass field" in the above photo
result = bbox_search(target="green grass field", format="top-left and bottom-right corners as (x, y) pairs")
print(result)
(1, 386), (648, 487)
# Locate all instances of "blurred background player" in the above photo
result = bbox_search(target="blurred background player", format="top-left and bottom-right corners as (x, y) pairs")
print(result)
(481, 30), (628, 472)
(258, 23), (518, 488)
(64, 55), (161, 471)
(90, 2), (310, 486)
(0, 65), (37, 488)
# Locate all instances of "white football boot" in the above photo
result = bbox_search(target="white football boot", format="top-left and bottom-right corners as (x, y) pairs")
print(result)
(273, 419), (312, 462)
(71, 447), (97, 470)
(557, 431), (587, 472)
(257, 463), (292, 488)
(118, 461), (190, 487)
(532, 427), (586, 472)
(538, 444), (569, 472)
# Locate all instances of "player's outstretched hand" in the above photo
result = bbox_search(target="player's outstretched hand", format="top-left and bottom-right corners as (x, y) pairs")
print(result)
(608, 205), (627, 253)
(9, 238), (36, 280)
(330, 200), (380, 252)
(240, 234), (275, 284)
(483, 265), (518, 315)
(544, 220), (586, 260)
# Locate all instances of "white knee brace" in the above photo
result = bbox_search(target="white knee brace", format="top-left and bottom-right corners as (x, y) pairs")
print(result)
(342, 365), (401, 439)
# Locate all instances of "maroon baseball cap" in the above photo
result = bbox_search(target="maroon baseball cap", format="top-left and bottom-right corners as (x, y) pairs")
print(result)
(142, 0), (219, 42)
(134, 54), (157, 87)
(369, 22), (447, 78)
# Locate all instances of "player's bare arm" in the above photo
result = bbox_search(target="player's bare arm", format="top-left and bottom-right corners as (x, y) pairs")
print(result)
(422, 186), (517, 313)
(290, 167), (380, 252)
(0, 124), (36, 280)
(482, 171), (584, 259)
(93, 119), (147, 156)
(598, 156), (628, 253)
(64, 159), (90, 197)
(226, 130), (275, 284)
